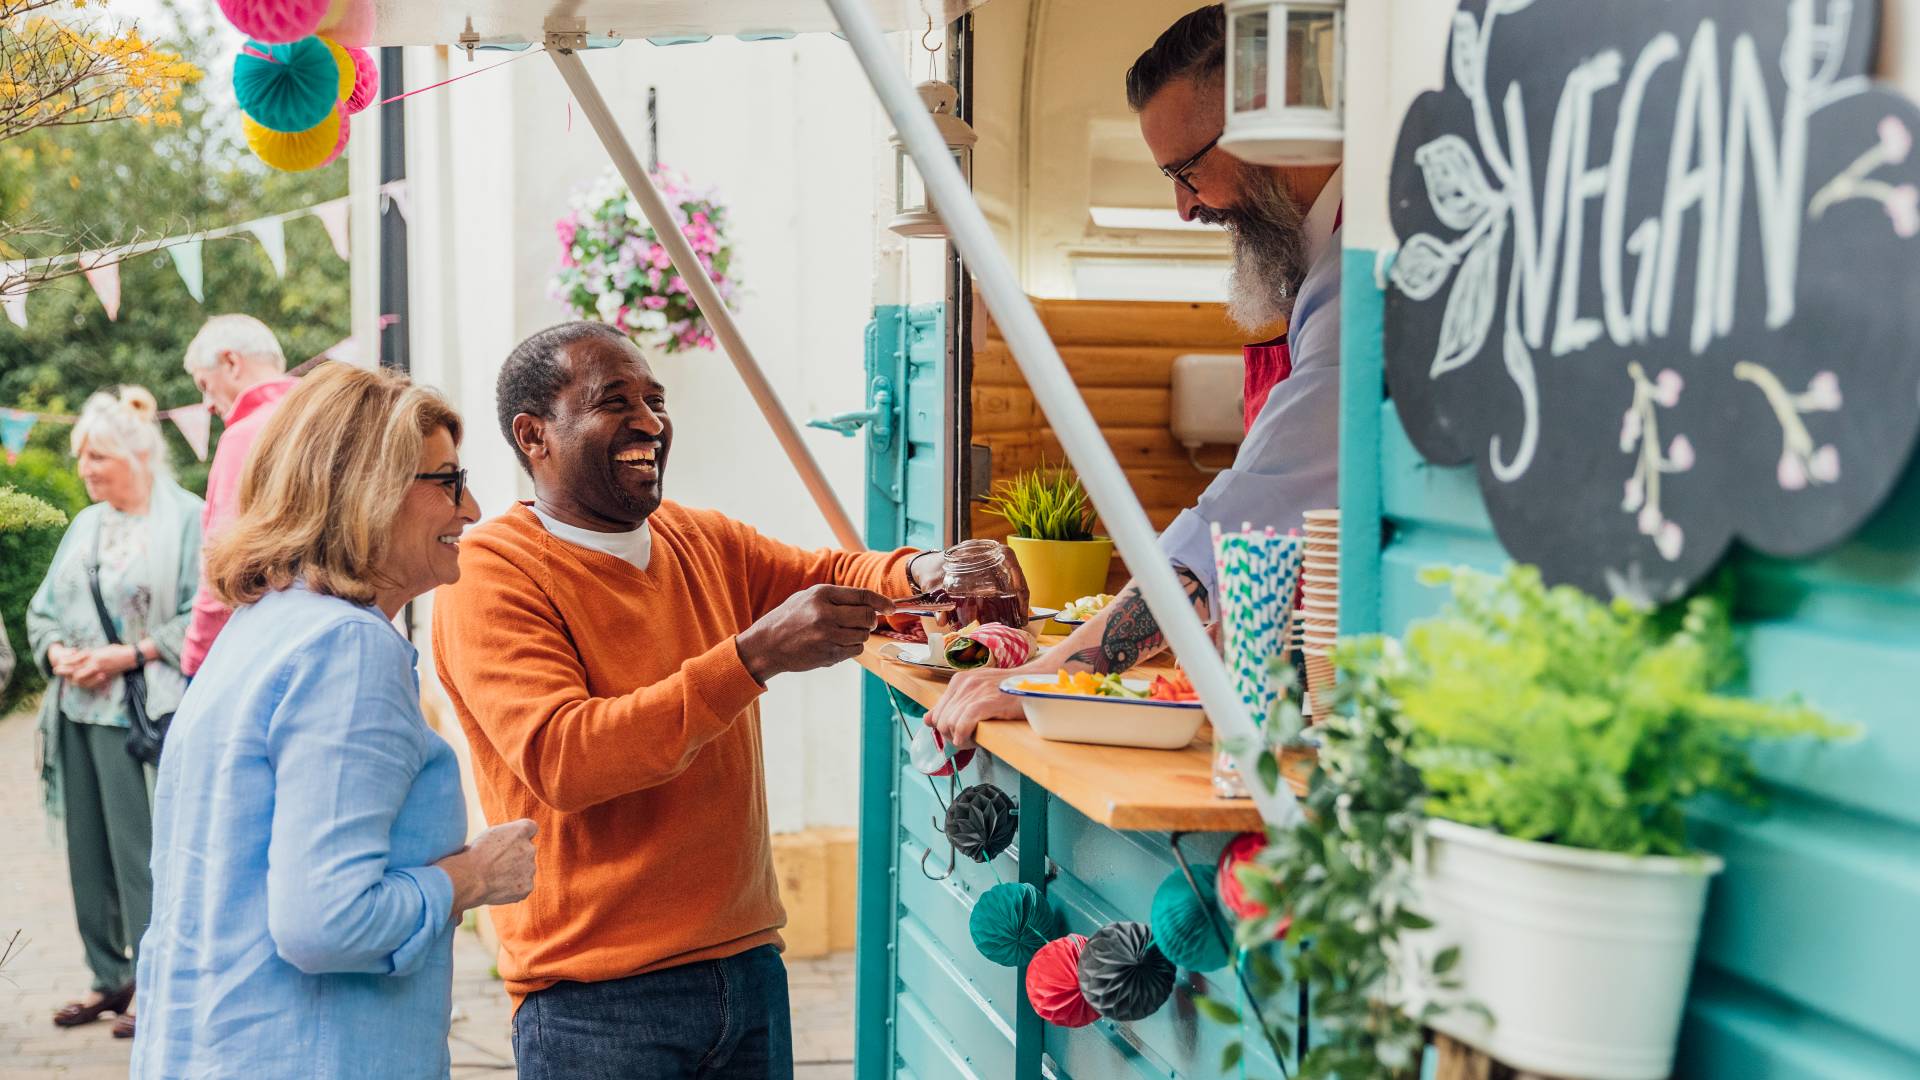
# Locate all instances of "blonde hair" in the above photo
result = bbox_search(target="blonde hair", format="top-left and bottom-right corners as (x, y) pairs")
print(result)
(206, 364), (462, 608)
(71, 385), (171, 483)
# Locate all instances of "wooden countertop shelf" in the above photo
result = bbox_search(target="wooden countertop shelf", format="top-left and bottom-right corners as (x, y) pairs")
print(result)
(857, 636), (1312, 833)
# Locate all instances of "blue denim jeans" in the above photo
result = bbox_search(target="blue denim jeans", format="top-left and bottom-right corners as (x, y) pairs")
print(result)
(512, 945), (793, 1079)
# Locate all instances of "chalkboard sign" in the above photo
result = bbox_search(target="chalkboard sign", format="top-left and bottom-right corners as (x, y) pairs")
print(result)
(1384, 0), (1920, 601)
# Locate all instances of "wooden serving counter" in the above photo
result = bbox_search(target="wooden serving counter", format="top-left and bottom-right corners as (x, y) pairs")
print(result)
(856, 635), (1311, 833)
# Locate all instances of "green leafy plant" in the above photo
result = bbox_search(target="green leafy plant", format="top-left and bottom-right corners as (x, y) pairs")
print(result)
(0, 448), (88, 517)
(1396, 565), (1851, 856)
(1203, 565), (1850, 1077)
(0, 487), (68, 713)
(980, 465), (1096, 541)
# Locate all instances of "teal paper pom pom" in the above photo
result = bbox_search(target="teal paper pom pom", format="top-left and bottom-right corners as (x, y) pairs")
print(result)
(1149, 868), (1230, 971)
(970, 882), (1064, 967)
(233, 37), (342, 133)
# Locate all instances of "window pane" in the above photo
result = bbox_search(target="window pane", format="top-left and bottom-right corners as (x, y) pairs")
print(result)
(1232, 11), (1268, 113)
(1286, 9), (1336, 109)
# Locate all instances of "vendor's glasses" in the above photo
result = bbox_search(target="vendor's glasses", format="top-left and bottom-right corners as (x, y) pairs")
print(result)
(1162, 132), (1222, 195)
(415, 467), (468, 508)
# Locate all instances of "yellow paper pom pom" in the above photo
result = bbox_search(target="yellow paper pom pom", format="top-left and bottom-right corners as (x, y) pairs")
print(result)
(320, 37), (354, 101)
(244, 108), (342, 171)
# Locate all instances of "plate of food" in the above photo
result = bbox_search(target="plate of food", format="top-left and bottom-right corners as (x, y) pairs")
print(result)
(1050, 593), (1118, 626)
(998, 670), (1205, 749)
(881, 621), (1040, 679)
(879, 640), (958, 679)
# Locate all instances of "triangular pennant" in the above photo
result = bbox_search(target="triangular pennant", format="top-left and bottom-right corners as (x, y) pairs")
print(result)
(167, 239), (205, 303)
(1, 409), (35, 462)
(1, 266), (25, 330)
(82, 259), (120, 321)
(313, 200), (350, 260)
(167, 406), (212, 461)
(383, 179), (410, 222)
(246, 217), (288, 278)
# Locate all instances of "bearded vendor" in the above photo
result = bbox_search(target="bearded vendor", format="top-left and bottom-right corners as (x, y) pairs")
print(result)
(931, 2), (1342, 749)
(433, 322), (1004, 1078)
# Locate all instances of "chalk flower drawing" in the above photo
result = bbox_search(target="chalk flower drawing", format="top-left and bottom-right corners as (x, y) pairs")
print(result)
(1734, 363), (1843, 490)
(1809, 115), (1920, 236)
(1621, 364), (1694, 561)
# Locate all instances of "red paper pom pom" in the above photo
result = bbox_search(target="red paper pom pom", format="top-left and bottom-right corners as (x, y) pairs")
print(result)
(218, 0), (329, 43)
(316, 0), (375, 48)
(1217, 831), (1290, 937)
(343, 46), (378, 114)
(1025, 934), (1099, 1028)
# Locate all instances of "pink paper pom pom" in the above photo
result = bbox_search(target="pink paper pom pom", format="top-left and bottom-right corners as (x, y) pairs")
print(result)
(343, 46), (378, 113)
(317, 0), (376, 48)
(319, 105), (350, 167)
(217, 0), (329, 43)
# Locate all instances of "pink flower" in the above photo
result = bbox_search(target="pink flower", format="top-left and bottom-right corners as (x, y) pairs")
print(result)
(1880, 115), (1912, 164)
(1804, 371), (1842, 411)
(647, 267), (663, 290)
(1638, 503), (1662, 536)
(1778, 452), (1808, 491)
(1886, 185), (1920, 238)
(1655, 521), (1685, 561)
(692, 211), (709, 226)
(1623, 474), (1645, 511)
(650, 244), (671, 270)
(1619, 407), (1642, 452)
(1667, 434), (1695, 471)
(1653, 369), (1684, 408)
(642, 294), (667, 310)
(1809, 444), (1841, 484)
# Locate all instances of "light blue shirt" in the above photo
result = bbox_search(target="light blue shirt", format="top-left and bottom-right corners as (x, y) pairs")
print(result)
(133, 587), (466, 1079)
(1159, 203), (1344, 605)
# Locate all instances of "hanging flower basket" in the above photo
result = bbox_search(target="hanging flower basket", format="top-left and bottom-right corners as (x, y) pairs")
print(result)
(550, 166), (740, 354)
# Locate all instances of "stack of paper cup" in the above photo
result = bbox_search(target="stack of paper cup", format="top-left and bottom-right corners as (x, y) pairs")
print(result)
(1298, 509), (1340, 715)
(1208, 522), (1305, 797)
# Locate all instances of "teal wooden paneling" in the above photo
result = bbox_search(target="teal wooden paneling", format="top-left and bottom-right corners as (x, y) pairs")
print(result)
(896, 916), (1018, 1078)
(1346, 248), (1920, 1077)
(858, 303), (948, 1080)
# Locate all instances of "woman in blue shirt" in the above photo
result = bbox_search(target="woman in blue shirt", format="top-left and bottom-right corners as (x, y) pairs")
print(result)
(133, 363), (537, 1079)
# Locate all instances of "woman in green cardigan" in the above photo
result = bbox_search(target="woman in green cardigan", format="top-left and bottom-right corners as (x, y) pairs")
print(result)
(27, 386), (201, 1040)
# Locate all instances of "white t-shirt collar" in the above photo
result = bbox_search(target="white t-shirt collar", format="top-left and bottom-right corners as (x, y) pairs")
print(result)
(530, 504), (653, 570)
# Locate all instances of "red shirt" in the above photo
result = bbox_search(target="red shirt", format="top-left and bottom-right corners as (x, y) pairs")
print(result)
(181, 377), (297, 675)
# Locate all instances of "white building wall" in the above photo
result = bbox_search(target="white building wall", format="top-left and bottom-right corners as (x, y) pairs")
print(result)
(404, 36), (900, 833)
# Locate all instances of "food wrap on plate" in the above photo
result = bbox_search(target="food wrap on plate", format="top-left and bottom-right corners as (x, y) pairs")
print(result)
(943, 622), (1035, 670)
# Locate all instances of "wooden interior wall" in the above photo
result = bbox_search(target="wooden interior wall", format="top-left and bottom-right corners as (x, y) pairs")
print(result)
(969, 295), (1255, 591)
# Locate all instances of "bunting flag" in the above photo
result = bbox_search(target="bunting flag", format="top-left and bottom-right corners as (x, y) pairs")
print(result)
(166, 405), (212, 461)
(168, 238), (206, 304)
(82, 260), (121, 321)
(1, 410), (35, 464)
(313, 199), (350, 260)
(1, 290), (24, 329)
(247, 217), (288, 278)
(383, 179), (410, 222)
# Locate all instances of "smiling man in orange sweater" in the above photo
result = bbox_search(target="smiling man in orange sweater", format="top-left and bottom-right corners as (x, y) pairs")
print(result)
(432, 322), (948, 1079)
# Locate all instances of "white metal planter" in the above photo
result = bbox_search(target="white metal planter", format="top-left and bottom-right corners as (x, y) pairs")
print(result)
(1407, 819), (1723, 1080)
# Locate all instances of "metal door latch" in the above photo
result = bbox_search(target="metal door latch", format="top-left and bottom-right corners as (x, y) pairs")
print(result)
(807, 375), (894, 450)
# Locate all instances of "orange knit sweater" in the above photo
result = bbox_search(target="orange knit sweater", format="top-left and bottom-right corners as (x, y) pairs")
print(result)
(431, 502), (913, 1005)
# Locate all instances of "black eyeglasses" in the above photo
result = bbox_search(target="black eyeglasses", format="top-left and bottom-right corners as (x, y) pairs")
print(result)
(415, 467), (468, 507)
(1161, 131), (1222, 195)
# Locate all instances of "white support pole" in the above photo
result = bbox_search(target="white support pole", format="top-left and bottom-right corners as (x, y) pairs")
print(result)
(547, 39), (866, 551)
(827, 0), (1301, 827)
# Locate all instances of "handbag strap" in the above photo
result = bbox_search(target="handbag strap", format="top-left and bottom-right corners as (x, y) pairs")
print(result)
(84, 523), (123, 648)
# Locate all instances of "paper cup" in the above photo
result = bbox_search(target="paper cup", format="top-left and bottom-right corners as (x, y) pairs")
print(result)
(1302, 509), (1340, 525)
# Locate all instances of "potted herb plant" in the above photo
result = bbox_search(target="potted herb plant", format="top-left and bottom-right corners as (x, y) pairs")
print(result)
(981, 466), (1113, 613)
(1213, 566), (1850, 1080)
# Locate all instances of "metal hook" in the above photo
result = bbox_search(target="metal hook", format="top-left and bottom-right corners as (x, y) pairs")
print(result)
(919, 843), (957, 881)
(921, 13), (939, 54)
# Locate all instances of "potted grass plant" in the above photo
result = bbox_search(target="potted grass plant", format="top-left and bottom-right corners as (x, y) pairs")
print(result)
(1212, 565), (1851, 1080)
(980, 466), (1113, 613)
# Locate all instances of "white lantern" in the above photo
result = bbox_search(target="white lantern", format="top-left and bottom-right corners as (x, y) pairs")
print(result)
(888, 80), (977, 239)
(1221, 0), (1344, 166)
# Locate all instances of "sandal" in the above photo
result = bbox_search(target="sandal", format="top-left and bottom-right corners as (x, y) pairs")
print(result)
(52, 982), (133, 1028)
(112, 1010), (136, 1039)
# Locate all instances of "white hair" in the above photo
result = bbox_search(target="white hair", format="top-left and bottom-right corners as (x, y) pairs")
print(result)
(182, 313), (286, 373)
(71, 385), (172, 483)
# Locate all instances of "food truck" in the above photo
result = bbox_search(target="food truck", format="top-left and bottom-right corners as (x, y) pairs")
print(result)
(319, 1), (1917, 1076)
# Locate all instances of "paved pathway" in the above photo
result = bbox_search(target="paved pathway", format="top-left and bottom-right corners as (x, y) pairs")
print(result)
(0, 706), (853, 1078)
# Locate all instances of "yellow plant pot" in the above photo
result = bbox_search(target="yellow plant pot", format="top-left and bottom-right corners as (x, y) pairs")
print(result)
(1007, 536), (1115, 615)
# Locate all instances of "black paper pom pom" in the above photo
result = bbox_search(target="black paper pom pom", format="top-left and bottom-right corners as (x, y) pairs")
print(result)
(1076, 921), (1175, 1022)
(945, 782), (1017, 862)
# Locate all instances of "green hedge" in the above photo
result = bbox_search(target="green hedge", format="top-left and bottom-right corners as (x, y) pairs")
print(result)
(0, 448), (88, 518)
(0, 488), (69, 714)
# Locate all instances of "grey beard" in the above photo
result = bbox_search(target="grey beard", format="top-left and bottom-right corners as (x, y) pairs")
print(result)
(1210, 169), (1311, 334)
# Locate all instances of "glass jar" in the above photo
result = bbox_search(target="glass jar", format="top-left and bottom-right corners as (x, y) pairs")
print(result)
(941, 539), (1025, 629)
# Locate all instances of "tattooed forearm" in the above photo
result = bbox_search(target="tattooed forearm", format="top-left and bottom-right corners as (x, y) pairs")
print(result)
(1067, 567), (1210, 673)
